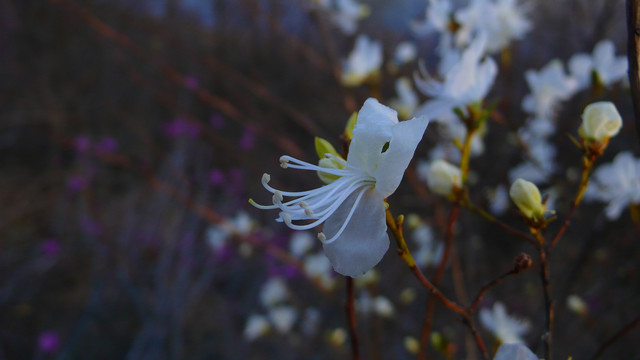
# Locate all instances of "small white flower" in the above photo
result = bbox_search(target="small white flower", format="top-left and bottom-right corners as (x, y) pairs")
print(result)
(479, 302), (530, 344)
(425, 159), (462, 197)
(412, 0), (452, 36)
(244, 314), (271, 341)
(326, 0), (370, 35)
(389, 77), (419, 119)
(578, 101), (622, 142)
(566, 295), (589, 316)
(584, 151), (640, 220)
(521, 59), (578, 119)
(489, 184), (510, 216)
(289, 232), (315, 257)
(394, 41), (418, 65)
(341, 35), (383, 87)
(268, 305), (298, 333)
(415, 34), (497, 120)
(372, 296), (395, 318)
(251, 99), (429, 277)
(493, 343), (537, 360)
(260, 277), (290, 307)
(411, 223), (443, 268)
(569, 39), (628, 90)
(205, 226), (228, 253)
(303, 252), (336, 288)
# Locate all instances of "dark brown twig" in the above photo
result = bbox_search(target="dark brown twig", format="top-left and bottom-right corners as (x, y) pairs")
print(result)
(589, 313), (640, 360)
(538, 244), (554, 360)
(627, 0), (640, 142)
(345, 277), (360, 360)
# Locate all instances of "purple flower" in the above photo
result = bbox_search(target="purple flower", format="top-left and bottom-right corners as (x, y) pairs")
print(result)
(41, 238), (61, 258)
(73, 136), (91, 153)
(209, 169), (225, 186)
(38, 331), (60, 354)
(238, 127), (256, 151)
(94, 137), (118, 155)
(67, 175), (87, 193)
(163, 117), (200, 138)
(209, 114), (224, 129)
(184, 75), (199, 90)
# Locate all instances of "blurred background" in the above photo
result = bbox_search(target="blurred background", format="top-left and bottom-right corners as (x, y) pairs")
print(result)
(0, 0), (638, 359)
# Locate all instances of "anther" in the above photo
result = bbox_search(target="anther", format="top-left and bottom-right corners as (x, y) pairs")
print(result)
(281, 213), (292, 225)
(299, 201), (313, 216)
(262, 173), (271, 183)
(279, 156), (289, 168)
(317, 232), (326, 241)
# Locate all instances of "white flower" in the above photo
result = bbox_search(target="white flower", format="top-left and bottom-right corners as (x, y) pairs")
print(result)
(289, 232), (315, 257)
(522, 59), (578, 119)
(578, 101), (622, 142)
(326, 0), (370, 35)
(394, 41), (418, 65)
(509, 178), (545, 220)
(372, 296), (395, 318)
(303, 252), (336, 288)
(415, 34), (497, 120)
(479, 302), (530, 344)
(412, 0), (453, 36)
(244, 314), (271, 341)
(489, 184), (510, 216)
(455, 0), (531, 53)
(389, 77), (419, 119)
(493, 343), (537, 360)
(569, 39), (628, 90)
(268, 305), (298, 333)
(251, 98), (429, 277)
(508, 138), (557, 183)
(205, 211), (254, 253)
(584, 151), (640, 220)
(411, 223), (443, 268)
(341, 35), (383, 87)
(260, 277), (290, 307)
(424, 159), (462, 196)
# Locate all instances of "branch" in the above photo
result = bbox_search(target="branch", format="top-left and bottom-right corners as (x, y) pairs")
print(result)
(345, 277), (360, 360)
(627, 0), (640, 142)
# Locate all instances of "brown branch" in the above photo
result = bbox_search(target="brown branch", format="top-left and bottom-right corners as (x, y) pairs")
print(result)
(418, 205), (459, 360)
(589, 313), (640, 360)
(538, 245), (554, 360)
(345, 277), (361, 360)
(627, 0), (640, 142)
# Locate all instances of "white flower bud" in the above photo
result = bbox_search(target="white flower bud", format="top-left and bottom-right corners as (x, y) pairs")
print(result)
(509, 179), (545, 220)
(426, 160), (462, 196)
(578, 101), (622, 142)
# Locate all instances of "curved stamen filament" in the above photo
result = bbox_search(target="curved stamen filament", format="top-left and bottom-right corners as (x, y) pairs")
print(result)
(319, 186), (369, 245)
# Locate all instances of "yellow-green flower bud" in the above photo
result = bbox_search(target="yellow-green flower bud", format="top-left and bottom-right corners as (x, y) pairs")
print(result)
(314, 137), (345, 184)
(426, 160), (462, 197)
(314, 137), (340, 159)
(509, 178), (545, 220)
(578, 101), (622, 142)
(344, 112), (358, 141)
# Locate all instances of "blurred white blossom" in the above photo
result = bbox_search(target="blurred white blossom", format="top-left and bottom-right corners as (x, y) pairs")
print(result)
(244, 314), (271, 341)
(521, 59), (578, 119)
(312, 0), (370, 35)
(289, 231), (315, 257)
(493, 343), (537, 360)
(569, 40), (628, 91)
(260, 277), (290, 307)
(389, 77), (419, 119)
(394, 41), (418, 66)
(479, 302), (530, 344)
(268, 305), (298, 333)
(584, 151), (640, 220)
(411, 223), (444, 268)
(341, 35), (383, 87)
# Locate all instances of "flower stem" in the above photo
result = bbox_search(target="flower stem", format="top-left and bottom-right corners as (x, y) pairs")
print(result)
(345, 276), (360, 360)
(550, 154), (595, 249)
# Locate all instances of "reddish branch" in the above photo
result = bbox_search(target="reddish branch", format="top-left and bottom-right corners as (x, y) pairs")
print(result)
(345, 277), (361, 360)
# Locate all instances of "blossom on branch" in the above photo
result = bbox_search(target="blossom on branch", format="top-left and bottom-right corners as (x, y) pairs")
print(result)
(251, 99), (429, 277)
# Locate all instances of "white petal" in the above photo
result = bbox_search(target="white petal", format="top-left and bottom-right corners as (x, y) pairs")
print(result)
(348, 98), (397, 173)
(493, 343), (538, 360)
(322, 188), (389, 277)
(374, 115), (430, 197)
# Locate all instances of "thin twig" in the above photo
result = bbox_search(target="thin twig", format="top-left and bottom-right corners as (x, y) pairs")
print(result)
(418, 205), (459, 360)
(626, 0), (640, 142)
(589, 313), (640, 360)
(468, 269), (518, 313)
(345, 277), (361, 360)
(538, 243), (554, 360)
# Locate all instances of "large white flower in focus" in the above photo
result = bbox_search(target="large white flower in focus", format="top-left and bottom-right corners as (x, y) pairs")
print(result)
(251, 99), (429, 277)
(414, 34), (497, 121)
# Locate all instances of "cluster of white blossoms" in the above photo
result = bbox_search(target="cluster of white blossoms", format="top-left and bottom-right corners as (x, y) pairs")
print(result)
(511, 40), (627, 184)
(413, 0), (531, 54)
(310, 0), (370, 35)
(205, 211), (255, 257)
(415, 33), (497, 161)
(479, 302), (531, 344)
(251, 99), (429, 277)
